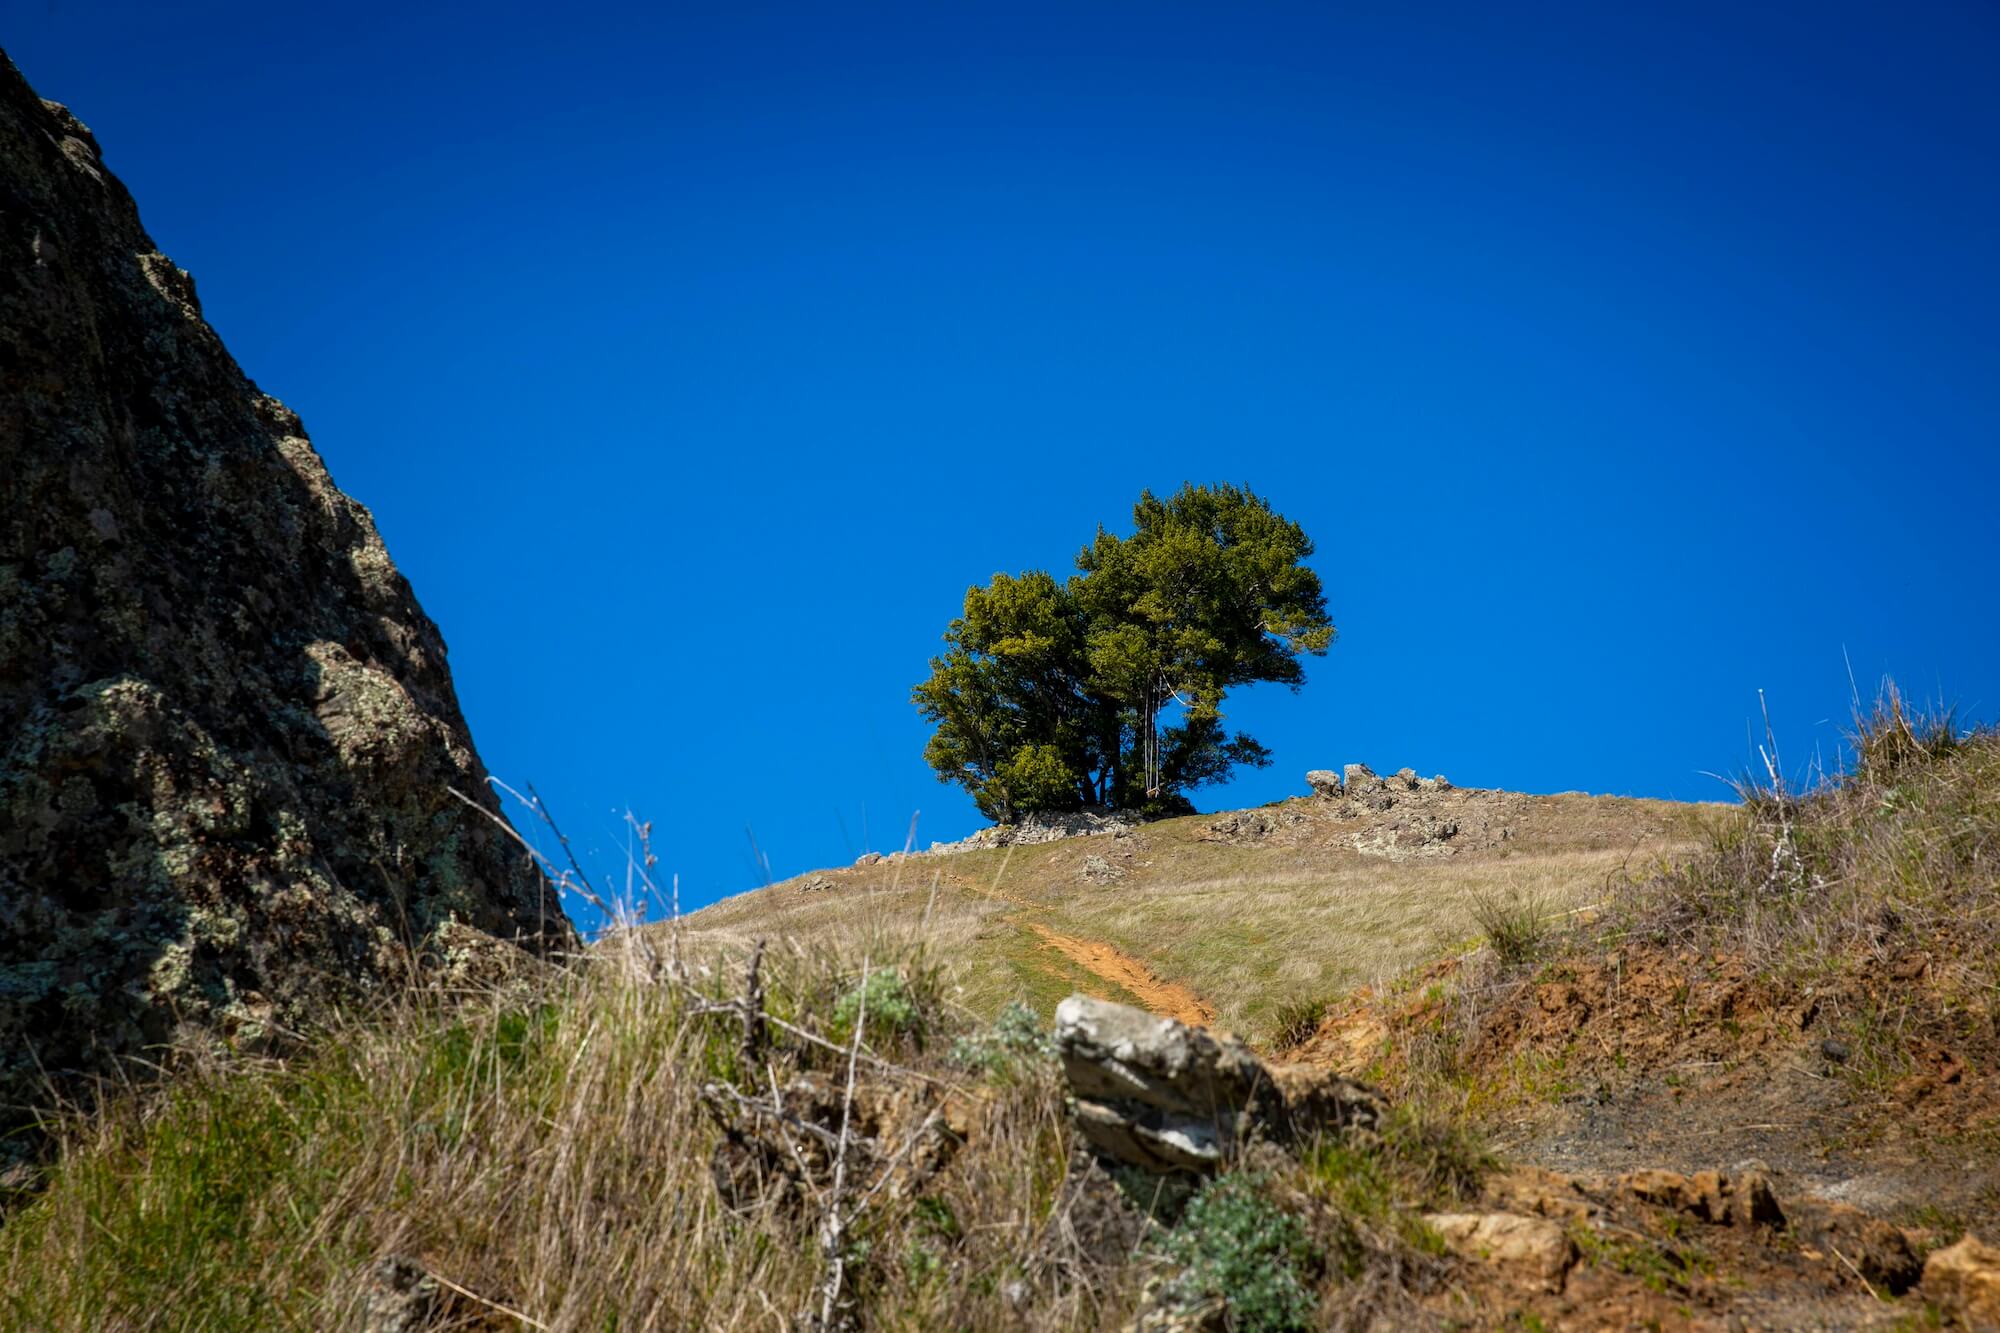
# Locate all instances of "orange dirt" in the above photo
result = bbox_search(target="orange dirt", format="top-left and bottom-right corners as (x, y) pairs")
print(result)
(1293, 929), (2000, 1244)
(1025, 923), (1217, 1027)
(942, 869), (1220, 1025)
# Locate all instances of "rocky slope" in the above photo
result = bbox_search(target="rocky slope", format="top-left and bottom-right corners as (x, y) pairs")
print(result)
(0, 51), (570, 1141)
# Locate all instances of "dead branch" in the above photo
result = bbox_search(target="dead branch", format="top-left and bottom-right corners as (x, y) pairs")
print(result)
(817, 954), (870, 1329)
(742, 938), (767, 1064)
(698, 1081), (841, 1151)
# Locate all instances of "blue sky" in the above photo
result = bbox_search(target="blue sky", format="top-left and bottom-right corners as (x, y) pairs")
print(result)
(12, 2), (1997, 923)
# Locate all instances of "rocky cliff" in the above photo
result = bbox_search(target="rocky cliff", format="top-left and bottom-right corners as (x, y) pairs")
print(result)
(0, 52), (572, 1138)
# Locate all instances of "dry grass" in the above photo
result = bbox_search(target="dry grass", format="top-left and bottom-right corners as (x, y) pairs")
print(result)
(682, 789), (1712, 1043)
(0, 935), (1131, 1332)
(1465, 886), (1554, 968)
(1608, 695), (1997, 985)
(1319, 690), (2000, 1128)
(4, 702), (1984, 1330)
(0, 926), (1500, 1331)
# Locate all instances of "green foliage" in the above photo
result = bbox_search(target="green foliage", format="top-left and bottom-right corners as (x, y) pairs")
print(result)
(993, 743), (1082, 818)
(913, 483), (1333, 819)
(0, 1066), (346, 1330)
(949, 1001), (1056, 1076)
(1158, 1172), (1318, 1332)
(912, 1194), (963, 1241)
(0, 998), (571, 1330)
(911, 570), (1099, 822)
(832, 969), (921, 1046)
(1294, 1108), (1490, 1292)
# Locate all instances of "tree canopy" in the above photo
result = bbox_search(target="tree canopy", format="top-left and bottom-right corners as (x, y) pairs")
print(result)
(912, 483), (1333, 822)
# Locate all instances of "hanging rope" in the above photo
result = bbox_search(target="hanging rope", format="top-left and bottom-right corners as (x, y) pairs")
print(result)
(1143, 674), (1162, 799)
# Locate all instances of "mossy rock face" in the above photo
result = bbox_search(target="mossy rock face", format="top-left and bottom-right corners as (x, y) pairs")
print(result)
(0, 51), (573, 1149)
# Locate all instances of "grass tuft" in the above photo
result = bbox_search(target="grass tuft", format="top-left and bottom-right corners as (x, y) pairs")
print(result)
(1270, 995), (1332, 1050)
(1469, 887), (1553, 967)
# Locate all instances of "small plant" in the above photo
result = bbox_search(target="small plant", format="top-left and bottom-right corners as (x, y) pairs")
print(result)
(949, 1001), (1055, 1075)
(832, 968), (920, 1044)
(1157, 1172), (1317, 1333)
(1470, 888), (1551, 967)
(1851, 682), (1960, 782)
(911, 1194), (962, 1241)
(902, 1240), (945, 1286)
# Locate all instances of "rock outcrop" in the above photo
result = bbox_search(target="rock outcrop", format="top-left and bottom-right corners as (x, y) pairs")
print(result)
(924, 806), (1142, 854)
(0, 52), (572, 1138)
(1922, 1234), (2000, 1328)
(1055, 995), (1384, 1173)
(1305, 764), (1451, 800)
(1342, 762), (1382, 795)
(1423, 1212), (1576, 1293)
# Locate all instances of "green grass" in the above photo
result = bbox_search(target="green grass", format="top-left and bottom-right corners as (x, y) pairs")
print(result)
(972, 920), (1152, 1018)
(0, 998), (569, 1330)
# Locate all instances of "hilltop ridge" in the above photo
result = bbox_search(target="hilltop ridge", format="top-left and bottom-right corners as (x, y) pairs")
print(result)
(679, 763), (1715, 1041)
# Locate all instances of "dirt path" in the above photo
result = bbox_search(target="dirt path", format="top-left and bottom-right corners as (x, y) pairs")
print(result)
(1025, 923), (1217, 1027)
(945, 869), (1217, 1026)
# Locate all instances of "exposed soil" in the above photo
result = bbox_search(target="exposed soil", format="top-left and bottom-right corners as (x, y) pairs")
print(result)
(1291, 931), (2000, 1327)
(940, 867), (1223, 1026)
(1024, 923), (1217, 1028)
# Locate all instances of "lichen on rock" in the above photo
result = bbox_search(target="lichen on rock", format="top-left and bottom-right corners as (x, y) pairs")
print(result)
(0, 49), (572, 1153)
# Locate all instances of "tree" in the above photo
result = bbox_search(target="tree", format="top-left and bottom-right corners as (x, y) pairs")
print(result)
(913, 484), (1333, 821)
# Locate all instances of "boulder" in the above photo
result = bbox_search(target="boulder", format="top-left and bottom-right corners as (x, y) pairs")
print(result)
(1081, 853), (1127, 884)
(1389, 814), (1458, 849)
(1922, 1234), (2000, 1329)
(1787, 1197), (1924, 1292)
(1055, 995), (1383, 1173)
(923, 807), (1140, 854)
(1204, 810), (1274, 842)
(0, 54), (571, 1144)
(1342, 762), (1382, 793)
(1617, 1169), (1784, 1228)
(1425, 1212), (1576, 1292)
(358, 1256), (445, 1333)
(1393, 766), (1421, 790)
(1305, 769), (1342, 797)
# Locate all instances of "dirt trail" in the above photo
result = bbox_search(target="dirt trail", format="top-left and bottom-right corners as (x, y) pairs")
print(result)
(1025, 923), (1217, 1027)
(944, 870), (1217, 1027)
(936, 860), (1216, 1024)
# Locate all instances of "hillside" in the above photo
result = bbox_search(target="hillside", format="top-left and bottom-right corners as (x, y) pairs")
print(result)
(6, 717), (1998, 1329)
(679, 766), (1717, 1043)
